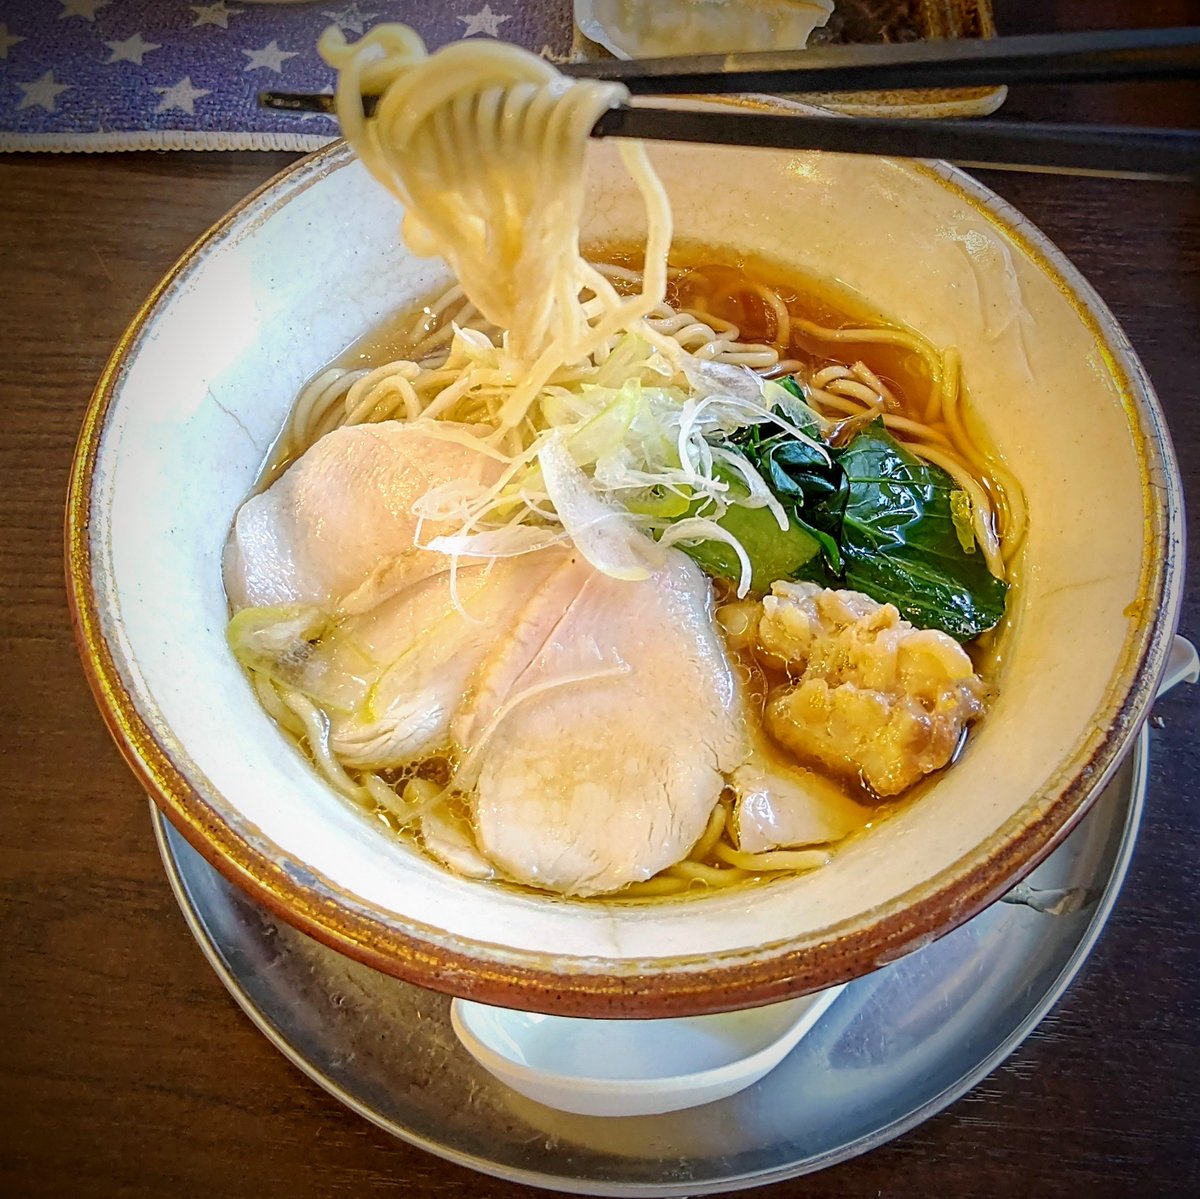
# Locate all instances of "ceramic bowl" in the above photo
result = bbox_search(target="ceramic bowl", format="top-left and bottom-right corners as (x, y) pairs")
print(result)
(67, 120), (1184, 1016)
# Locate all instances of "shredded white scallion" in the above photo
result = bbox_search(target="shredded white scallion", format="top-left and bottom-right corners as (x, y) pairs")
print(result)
(659, 518), (754, 598)
(383, 334), (823, 588)
(538, 435), (661, 581)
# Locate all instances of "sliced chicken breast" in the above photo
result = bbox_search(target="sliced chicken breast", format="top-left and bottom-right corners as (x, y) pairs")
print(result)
(225, 418), (763, 897)
(315, 552), (567, 768)
(224, 420), (500, 612)
(731, 735), (869, 854)
(420, 802), (495, 880)
(451, 553), (594, 750)
(468, 549), (746, 897)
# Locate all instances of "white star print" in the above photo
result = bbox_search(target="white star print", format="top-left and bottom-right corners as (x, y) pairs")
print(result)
(458, 5), (511, 38)
(190, 3), (243, 30)
(0, 24), (25, 59)
(321, 4), (378, 36)
(242, 40), (299, 74)
(105, 33), (161, 67)
(154, 76), (211, 116)
(59, 0), (109, 21)
(17, 71), (71, 113)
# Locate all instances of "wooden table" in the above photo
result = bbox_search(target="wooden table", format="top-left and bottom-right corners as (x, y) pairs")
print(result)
(2, 4), (1197, 1196)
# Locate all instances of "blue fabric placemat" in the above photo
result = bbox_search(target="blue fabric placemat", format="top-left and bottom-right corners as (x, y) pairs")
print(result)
(0, 1), (575, 151)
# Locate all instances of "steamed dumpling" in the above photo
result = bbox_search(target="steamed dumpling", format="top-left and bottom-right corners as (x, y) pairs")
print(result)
(578, 0), (834, 58)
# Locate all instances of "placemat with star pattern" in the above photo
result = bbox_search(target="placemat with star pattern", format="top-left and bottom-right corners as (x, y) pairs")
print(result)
(0, 1), (574, 151)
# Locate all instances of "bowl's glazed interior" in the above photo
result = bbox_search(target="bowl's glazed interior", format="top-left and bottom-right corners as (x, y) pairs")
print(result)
(68, 127), (1183, 1015)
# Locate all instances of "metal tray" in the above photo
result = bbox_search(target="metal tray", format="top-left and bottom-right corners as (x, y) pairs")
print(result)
(152, 722), (1147, 1195)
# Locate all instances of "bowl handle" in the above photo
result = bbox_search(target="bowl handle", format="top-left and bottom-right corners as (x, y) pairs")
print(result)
(1158, 636), (1199, 698)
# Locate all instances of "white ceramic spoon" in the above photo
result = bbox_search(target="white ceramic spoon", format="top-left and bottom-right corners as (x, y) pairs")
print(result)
(450, 984), (847, 1117)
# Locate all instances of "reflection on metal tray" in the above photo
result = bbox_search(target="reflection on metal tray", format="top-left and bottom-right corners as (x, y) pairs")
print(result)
(573, 0), (1006, 119)
(151, 723), (1147, 1196)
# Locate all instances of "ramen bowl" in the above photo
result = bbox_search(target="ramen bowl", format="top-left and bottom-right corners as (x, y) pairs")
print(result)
(67, 121), (1184, 1017)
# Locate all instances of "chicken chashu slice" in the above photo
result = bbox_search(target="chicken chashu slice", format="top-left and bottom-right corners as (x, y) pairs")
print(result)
(224, 420), (501, 614)
(465, 549), (747, 897)
(757, 582), (987, 797)
(308, 551), (569, 769)
(224, 416), (556, 769)
(730, 733), (870, 854)
(224, 417), (744, 892)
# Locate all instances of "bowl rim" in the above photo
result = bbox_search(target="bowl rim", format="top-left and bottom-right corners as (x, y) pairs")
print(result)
(66, 137), (1185, 1017)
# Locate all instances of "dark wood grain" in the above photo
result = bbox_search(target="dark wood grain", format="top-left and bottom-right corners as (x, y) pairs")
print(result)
(1, 3), (1198, 1195)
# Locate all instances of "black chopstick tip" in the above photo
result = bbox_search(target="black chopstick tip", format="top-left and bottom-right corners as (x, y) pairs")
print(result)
(258, 90), (339, 115)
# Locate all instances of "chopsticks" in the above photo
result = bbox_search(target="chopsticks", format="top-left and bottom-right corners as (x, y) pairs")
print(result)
(259, 28), (1200, 183)
(593, 110), (1200, 182)
(560, 26), (1200, 94)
